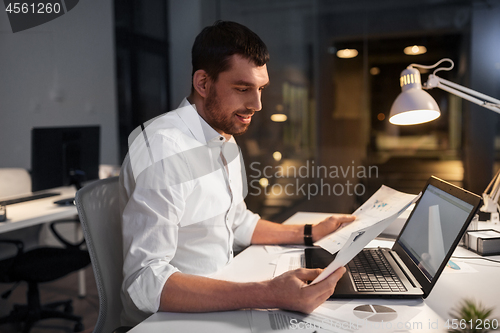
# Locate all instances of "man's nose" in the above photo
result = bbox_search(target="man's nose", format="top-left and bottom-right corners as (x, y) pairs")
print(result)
(246, 90), (262, 112)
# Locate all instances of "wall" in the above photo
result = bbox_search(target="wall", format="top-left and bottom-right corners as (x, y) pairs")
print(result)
(0, 0), (118, 170)
(168, 0), (218, 107)
(463, 2), (500, 194)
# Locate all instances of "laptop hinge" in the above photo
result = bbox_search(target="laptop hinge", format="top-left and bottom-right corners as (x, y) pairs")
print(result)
(388, 249), (422, 289)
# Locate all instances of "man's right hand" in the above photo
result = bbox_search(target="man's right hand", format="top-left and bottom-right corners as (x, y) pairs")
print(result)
(266, 267), (346, 314)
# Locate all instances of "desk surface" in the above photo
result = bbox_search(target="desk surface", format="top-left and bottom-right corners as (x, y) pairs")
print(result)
(129, 211), (500, 333)
(0, 186), (77, 234)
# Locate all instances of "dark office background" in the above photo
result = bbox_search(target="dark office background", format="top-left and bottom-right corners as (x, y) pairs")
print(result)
(1, 0), (500, 221)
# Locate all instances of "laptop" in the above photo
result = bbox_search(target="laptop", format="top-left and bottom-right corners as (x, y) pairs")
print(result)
(305, 176), (481, 299)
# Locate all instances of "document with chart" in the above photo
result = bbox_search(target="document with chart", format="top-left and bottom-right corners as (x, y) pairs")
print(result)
(315, 186), (418, 255)
(310, 186), (420, 285)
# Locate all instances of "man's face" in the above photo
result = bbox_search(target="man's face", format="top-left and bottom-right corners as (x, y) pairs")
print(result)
(202, 54), (269, 136)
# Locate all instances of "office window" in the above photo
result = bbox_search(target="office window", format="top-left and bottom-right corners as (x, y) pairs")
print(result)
(114, 0), (170, 162)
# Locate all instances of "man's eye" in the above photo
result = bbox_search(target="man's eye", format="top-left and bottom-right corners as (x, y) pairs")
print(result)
(237, 88), (248, 92)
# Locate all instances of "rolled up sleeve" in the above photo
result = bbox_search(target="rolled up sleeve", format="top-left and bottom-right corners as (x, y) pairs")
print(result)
(232, 200), (260, 250)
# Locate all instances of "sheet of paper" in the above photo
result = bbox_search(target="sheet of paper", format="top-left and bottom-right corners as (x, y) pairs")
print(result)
(264, 245), (305, 254)
(249, 308), (352, 332)
(273, 252), (304, 277)
(248, 299), (426, 333)
(315, 185), (418, 255)
(310, 186), (420, 285)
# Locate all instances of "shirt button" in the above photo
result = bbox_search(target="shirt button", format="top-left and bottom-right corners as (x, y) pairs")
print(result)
(219, 137), (224, 141)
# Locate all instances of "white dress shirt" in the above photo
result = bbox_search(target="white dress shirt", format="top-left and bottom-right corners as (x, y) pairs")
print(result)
(119, 98), (260, 325)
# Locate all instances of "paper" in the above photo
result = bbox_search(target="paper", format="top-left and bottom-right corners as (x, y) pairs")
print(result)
(264, 245), (305, 254)
(467, 230), (500, 239)
(310, 186), (419, 285)
(315, 185), (418, 255)
(248, 299), (425, 333)
(273, 252), (304, 277)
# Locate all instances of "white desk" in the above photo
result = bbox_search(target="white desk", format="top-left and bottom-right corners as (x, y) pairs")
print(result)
(0, 186), (77, 234)
(128, 211), (500, 333)
(0, 186), (88, 296)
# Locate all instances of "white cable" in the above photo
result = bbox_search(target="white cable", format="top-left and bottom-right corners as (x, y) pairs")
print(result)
(409, 58), (454, 75)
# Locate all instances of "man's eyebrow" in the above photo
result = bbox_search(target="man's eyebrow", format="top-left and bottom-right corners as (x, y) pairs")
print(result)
(233, 80), (270, 88)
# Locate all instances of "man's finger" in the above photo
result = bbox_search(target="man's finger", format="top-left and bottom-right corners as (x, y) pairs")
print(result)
(293, 268), (323, 282)
(335, 215), (356, 223)
(309, 267), (346, 289)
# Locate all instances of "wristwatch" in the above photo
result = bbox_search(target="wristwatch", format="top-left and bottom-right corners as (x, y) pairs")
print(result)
(304, 224), (313, 246)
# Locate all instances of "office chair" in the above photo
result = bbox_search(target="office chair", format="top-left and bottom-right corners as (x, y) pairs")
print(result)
(0, 168), (90, 332)
(75, 177), (132, 333)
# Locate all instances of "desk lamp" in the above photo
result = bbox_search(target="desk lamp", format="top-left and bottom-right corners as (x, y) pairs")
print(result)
(389, 58), (500, 220)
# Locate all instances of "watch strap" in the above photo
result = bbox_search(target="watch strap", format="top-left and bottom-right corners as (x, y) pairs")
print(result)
(304, 224), (313, 246)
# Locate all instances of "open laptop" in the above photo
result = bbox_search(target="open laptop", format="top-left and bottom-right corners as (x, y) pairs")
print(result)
(306, 176), (481, 299)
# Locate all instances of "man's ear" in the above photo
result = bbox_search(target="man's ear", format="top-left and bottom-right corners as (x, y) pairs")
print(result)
(192, 69), (210, 98)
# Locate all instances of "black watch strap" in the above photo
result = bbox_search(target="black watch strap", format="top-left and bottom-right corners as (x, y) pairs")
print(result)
(304, 224), (313, 246)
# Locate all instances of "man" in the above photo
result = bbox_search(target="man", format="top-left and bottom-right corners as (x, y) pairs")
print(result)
(119, 21), (355, 326)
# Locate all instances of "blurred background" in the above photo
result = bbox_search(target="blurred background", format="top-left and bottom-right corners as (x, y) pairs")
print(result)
(1, 0), (500, 222)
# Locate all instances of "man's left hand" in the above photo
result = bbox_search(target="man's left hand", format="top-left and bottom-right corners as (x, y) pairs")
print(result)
(312, 215), (356, 242)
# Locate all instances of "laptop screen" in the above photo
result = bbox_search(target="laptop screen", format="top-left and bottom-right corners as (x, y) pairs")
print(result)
(397, 184), (474, 280)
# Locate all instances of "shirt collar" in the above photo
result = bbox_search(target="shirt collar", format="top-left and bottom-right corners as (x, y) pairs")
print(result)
(177, 98), (229, 146)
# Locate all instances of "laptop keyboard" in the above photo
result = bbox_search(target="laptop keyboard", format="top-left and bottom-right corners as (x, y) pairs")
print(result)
(348, 249), (407, 292)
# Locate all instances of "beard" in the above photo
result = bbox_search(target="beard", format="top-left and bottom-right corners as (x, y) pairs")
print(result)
(204, 85), (251, 136)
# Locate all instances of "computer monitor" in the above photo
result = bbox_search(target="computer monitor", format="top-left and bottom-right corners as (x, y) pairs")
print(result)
(31, 126), (100, 192)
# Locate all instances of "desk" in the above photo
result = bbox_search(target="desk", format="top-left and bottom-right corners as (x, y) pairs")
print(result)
(0, 186), (87, 296)
(129, 211), (500, 333)
(0, 186), (77, 234)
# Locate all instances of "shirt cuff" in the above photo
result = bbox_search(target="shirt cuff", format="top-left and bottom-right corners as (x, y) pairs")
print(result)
(127, 264), (180, 314)
(233, 210), (260, 248)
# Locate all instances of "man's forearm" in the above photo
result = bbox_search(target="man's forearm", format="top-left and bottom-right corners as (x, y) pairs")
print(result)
(250, 219), (304, 245)
(159, 272), (273, 312)
(251, 215), (356, 245)
(158, 267), (346, 314)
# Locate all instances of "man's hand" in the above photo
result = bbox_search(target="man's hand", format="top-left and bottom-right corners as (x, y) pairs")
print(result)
(266, 267), (346, 314)
(251, 216), (355, 245)
(312, 215), (356, 242)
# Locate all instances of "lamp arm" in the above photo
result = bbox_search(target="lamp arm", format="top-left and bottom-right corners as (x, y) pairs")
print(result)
(481, 168), (500, 213)
(489, 171), (500, 202)
(426, 75), (500, 114)
(435, 76), (500, 104)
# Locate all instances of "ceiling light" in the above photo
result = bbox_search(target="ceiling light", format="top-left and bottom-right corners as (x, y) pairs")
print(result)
(259, 178), (269, 187)
(370, 67), (381, 75)
(273, 151), (282, 161)
(336, 48), (358, 59)
(271, 114), (287, 122)
(404, 45), (427, 56)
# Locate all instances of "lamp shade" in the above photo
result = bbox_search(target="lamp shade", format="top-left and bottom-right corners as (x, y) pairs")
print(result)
(389, 67), (441, 125)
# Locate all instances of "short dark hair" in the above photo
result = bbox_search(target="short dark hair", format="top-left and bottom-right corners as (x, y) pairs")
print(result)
(191, 21), (269, 83)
